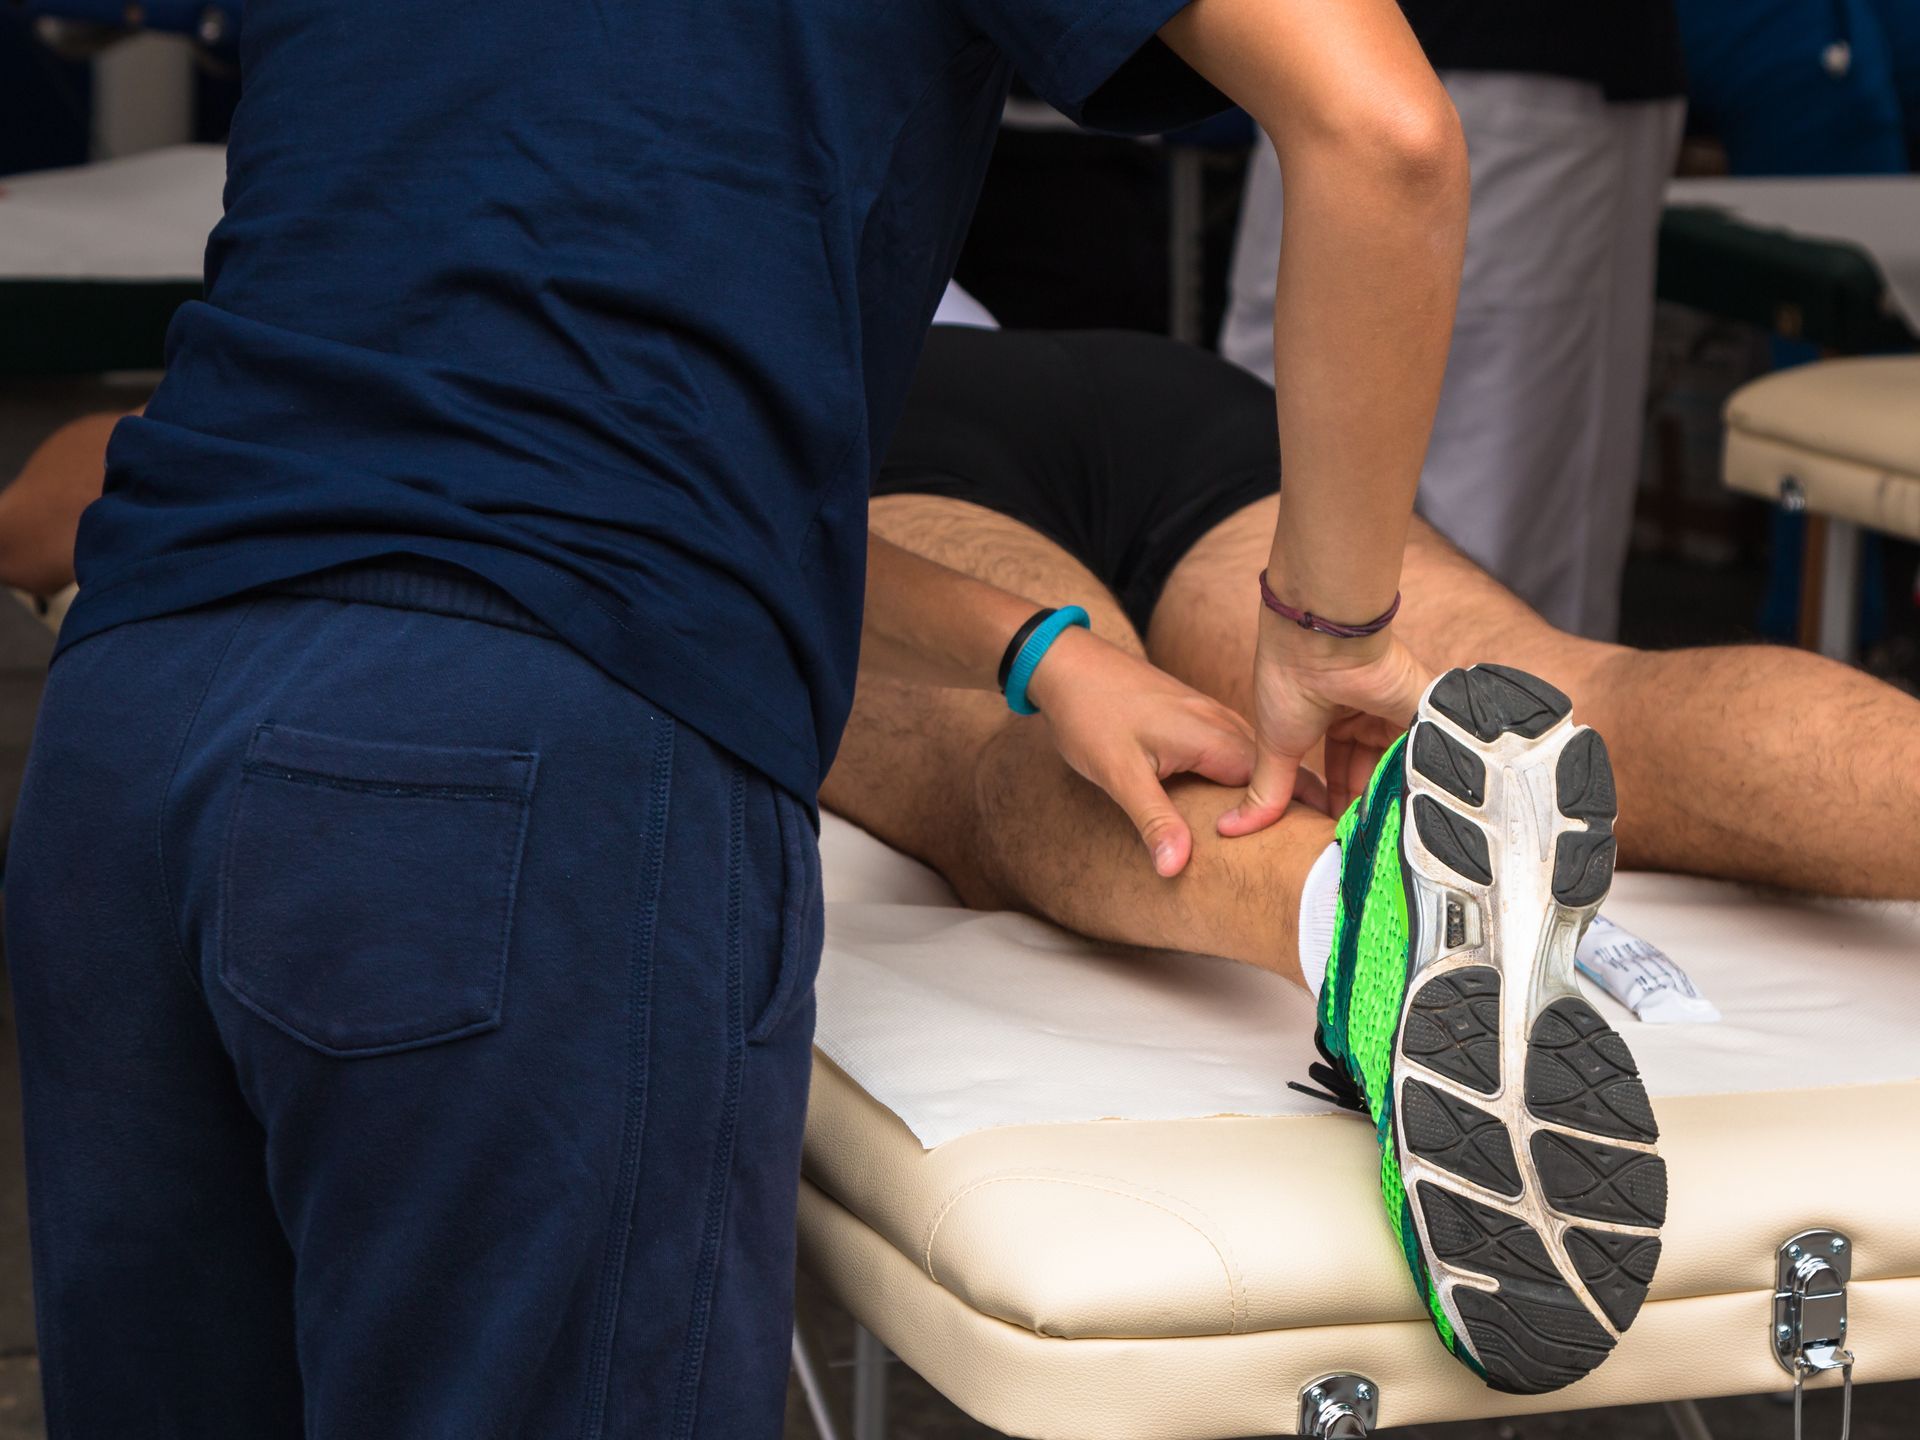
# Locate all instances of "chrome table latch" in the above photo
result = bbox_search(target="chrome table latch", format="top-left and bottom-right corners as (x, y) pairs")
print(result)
(1773, 1228), (1855, 1440)
(1298, 1373), (1376, 1439)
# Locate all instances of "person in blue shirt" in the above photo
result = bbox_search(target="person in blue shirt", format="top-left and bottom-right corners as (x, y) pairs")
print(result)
(1678, 0), (1920, 173)
(4, 0), (1469, 1433)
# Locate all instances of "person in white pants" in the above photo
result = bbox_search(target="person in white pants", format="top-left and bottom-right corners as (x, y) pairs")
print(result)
(1223, 50), (1685, 640)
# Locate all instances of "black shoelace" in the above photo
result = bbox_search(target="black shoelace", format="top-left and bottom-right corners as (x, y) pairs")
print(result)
(1287, 1027), (1367, 1115)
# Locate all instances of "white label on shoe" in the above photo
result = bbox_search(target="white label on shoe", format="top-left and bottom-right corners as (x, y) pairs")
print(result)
(1575, 915), (1721, 1025)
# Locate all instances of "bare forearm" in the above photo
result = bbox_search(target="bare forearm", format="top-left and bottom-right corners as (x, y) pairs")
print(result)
(860, 533), (1039, 691)
(1268, 128), (1466, 617)
(1163, 0), (1463, 826)
(1163, 0), (1468, 619)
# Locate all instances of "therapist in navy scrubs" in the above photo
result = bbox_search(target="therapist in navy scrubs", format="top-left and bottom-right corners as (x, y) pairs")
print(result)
(3, 0), (1467, 1433)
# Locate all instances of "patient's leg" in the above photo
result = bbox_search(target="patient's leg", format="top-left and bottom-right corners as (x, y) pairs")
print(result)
(822, 495), (1334, 984)
(1151, 497), (1920, 898)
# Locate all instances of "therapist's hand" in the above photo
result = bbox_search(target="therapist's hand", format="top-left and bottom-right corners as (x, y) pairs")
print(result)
(1026, 627), (1256, 879)
(1219, 611), (1431, 833)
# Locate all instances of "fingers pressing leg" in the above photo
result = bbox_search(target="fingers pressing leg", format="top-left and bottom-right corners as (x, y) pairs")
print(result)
(824, 493), (1335, 980)
(968, 716), (1333, 983)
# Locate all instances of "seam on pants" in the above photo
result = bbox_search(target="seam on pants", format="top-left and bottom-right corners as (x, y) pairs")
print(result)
(156, 598), (261, 992)
(668, 767), (748, 1440)
(578, 717), (676, 1440)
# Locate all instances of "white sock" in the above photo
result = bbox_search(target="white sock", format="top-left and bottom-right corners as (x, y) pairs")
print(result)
(1297, 842), (1342, 999)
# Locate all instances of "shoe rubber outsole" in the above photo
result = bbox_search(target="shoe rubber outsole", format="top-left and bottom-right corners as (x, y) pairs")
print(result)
(1392, 665), (1664, 1394)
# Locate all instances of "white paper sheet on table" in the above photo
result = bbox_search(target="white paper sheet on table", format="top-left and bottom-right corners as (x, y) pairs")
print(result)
(816, 814), (1920, 1148)
(1667, 175), (1920, 331)
(818, 901), (1328, 1148)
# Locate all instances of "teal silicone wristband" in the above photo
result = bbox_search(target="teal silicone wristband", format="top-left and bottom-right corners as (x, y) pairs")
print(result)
(1003, 605), (1090, 715)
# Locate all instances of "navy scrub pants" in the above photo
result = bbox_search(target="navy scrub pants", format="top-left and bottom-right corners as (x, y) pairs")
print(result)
(3, 561), (822, 1439)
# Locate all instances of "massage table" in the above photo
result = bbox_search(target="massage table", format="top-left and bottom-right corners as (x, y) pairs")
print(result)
(0, 143), (223, 376)
(1720, 356), (1920, 660)
(1656, 178), (1919, 660)
(1, 145), (224, 628)
(1660, 177), (1920, 354)
(798, 813), (1920, 1439)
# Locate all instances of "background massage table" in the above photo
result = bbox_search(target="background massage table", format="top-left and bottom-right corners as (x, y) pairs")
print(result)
(1, 144), (225, 631)
(1721, 358), (1920, 662)
(1659, 176), (1920, 355)
(799, 814), (1920, 1439)
(1656, 176), (1920, 661)
(0, 143), (223, 376)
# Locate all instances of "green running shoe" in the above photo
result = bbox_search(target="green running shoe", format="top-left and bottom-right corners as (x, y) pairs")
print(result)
(1310, 664), (1665, 1394)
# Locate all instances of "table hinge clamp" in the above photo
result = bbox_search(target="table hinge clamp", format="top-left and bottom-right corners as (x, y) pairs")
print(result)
(1773, 1228), (1855, 1440)
(1298, 1372), (1376, 1439)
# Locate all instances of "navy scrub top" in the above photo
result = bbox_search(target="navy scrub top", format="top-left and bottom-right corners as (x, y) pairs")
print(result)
(63, 0), (1226, 801)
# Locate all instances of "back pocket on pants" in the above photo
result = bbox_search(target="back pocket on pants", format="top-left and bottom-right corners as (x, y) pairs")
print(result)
(217, 722), (538, 1057)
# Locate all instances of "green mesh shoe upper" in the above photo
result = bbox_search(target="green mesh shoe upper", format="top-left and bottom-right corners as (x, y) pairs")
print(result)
(1313, 735), (1482, 1375)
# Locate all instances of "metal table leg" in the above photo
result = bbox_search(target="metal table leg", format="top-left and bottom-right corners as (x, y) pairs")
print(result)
(852, 1322), (890, 1440)
(1666, 1397), (1719, 1440)
(1816, 517), (1862, 661)
(791, 1325), (848, 1440)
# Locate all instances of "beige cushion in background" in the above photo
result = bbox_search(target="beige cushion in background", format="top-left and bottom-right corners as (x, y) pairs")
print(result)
(1723, 357), (1920, 541)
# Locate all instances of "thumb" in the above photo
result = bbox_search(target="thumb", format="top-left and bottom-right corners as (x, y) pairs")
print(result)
(1216, 742), (1299, 839)
(1188, 742), (1255, 790)
(1102, 757), (1194, 878)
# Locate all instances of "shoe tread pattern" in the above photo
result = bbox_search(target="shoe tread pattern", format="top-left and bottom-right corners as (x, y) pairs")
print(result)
(1418, 1184), (1563, 1288)
(1412, 721), (1486, 806)
(1452, 1285), (1616, 1396)
(1428, 1183), (1618, 1395)
(1553, 730), (1618, 907)
(1430, 665), (1571, 743)
(1524, 999), (1658, 1141)
(1401, 968), (1502, 1094)
(1565, 1229), (1662, 1331)
(1403, 666), (1660, 1396)
(1414, 795), (1492, 885)
(1402, 1080), (1522, 1195)
(1528, 1130), (1669, 1227)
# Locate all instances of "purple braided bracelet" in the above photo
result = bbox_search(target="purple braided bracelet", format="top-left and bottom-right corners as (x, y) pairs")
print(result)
(1258, 570), (1401, 638)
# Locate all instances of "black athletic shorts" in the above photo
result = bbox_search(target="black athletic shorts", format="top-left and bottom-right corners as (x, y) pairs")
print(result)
(874, 326), (1282, 635)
